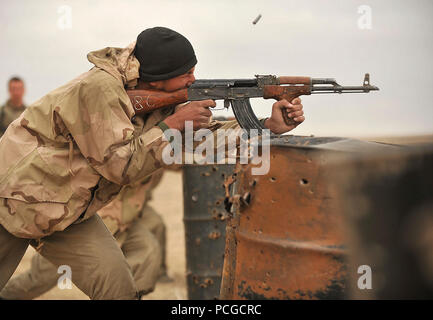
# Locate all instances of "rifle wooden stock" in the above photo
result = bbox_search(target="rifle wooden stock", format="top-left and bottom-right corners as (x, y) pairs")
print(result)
(126, 88), (188, 115)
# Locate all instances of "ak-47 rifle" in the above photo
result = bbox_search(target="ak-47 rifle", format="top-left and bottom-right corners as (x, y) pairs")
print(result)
(126, 73), (379, 132)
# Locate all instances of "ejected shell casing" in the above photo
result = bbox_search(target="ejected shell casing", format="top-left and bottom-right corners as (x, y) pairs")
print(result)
(252, 14), (262, 25)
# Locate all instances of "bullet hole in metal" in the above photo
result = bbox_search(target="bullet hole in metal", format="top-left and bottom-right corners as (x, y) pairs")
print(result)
(270, 177), (277, 182)
(242, 192), (251, 205)
(224, 197), (232, 213)
(192, 275), (199, 284)
(300, 179), (309, 185)
(208, 231), (221, 240)
(211, 209), (220, 220)
(200, 278), (214, 288)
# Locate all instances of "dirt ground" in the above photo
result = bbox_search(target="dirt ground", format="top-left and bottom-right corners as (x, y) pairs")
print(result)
(12, 170), (186, 300)
(8, 134), (433, 300)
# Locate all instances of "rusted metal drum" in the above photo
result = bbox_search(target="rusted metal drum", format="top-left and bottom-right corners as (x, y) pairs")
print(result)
(183, 164), (235, 299)
(220, 135), (399, 300)
(331, 143), (433, 299)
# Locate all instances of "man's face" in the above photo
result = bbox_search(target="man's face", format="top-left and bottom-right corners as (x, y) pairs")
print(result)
(9, 80), (25, 105)
(150, 67), (196, 92)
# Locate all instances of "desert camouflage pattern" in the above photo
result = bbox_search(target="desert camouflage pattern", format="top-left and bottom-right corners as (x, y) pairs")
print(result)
(0, 100), (26, 137)
(0, 40), (244, 239)
(100, 169), (164, 235)
(0, 42), (173, 239)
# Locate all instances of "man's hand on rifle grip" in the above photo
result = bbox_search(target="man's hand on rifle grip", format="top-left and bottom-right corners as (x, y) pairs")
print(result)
(163, 99), (216, 131)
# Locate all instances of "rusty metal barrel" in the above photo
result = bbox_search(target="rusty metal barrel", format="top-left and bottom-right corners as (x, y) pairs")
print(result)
(183, 164), (235, 299)
(331, 143), (433, 299)
(220, 135), (399, 299)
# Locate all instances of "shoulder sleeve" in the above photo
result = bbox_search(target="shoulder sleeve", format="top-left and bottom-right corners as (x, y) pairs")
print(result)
(60, 70), (170, 185)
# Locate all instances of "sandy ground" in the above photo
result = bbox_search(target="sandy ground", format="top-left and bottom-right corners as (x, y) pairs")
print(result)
(11, 170), (186, 300)
(7, 134), (433, 300)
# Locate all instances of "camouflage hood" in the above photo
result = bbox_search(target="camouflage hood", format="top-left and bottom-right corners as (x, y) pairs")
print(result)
(87, 41), (140, 88)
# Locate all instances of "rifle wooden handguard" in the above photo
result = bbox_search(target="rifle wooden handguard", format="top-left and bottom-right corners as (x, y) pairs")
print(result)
(263, 85), (311, 126)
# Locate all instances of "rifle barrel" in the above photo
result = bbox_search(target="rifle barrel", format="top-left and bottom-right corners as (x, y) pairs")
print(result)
(311, 85), (379, 93)
(311, 78), (337, 85)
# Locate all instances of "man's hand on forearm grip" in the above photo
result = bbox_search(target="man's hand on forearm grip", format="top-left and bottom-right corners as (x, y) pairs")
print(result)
(264, 98), (304, 134)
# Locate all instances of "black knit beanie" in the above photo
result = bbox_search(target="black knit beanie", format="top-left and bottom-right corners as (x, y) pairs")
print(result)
(135, 27), (197, 82)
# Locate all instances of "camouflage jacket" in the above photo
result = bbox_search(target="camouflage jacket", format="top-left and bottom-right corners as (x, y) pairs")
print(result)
(0, 42), (173, 238)
(99, 169), (164, 235)
(0, 100), (26, 138)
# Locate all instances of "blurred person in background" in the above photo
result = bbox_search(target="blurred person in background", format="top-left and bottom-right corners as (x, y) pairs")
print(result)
(0, 77), (26, 137)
